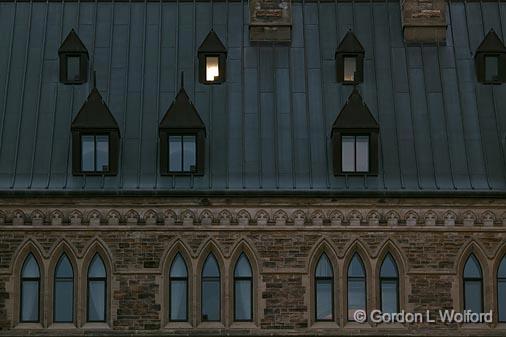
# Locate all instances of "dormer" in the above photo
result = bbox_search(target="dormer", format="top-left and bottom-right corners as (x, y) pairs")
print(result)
(331, 89), (379, 176)
(159, 78), (206, 176)
(335, 31), (365, 85)
(475, 29), (506, 84)
(58, 29), (89, 85)
(71, 86), (120, 175)
(198, 30), (227, 85)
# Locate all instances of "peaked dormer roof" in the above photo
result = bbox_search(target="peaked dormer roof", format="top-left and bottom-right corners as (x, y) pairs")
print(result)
(198, 30), (227, 54)
(71, 88), (119, 131)
(160, 87), (206, 133)
(332, 89), (379, 132)
(58, 29), (89, 56)
(336, 31), (365, 55)
(475, 29), (506, 54)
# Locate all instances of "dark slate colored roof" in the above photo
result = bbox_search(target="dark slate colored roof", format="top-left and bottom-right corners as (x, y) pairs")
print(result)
(160, 86), (206, 132)
(336, 31), (365, 54)
(198, 30), (227, 55)
(475, 29), (506, 53)
(0, 1), (505, 193)
(71, 87), (119, 131)
(58, 29), (88, 55)
(332, 89), (378, 131)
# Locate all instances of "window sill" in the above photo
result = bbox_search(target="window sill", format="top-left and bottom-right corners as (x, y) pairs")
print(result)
(310, 321), (339, 329)
(375, 322), (407, 329)
(460, 323), (491, 329)
(82, 322), (111, 329)
(15, 323), (44, 329)
(197, 321), (225, 329)
(165, 321), (193, 329)
(344, 321), (371, 328)
(229, 321), (257, 329)
(48, 323), (76, 329)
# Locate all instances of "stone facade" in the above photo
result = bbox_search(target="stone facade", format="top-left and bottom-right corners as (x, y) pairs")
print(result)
(0, 196), (506, 336)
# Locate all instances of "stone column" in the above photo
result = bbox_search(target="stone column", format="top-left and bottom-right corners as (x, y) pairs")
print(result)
(401, 0), (447, 44)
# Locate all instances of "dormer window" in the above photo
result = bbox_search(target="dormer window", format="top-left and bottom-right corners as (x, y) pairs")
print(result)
(58, 29), (89, 84)
(198, 30), (227, 84)
(160, 76), (206, 175)
(475, 29), (506, 84)
(331, 89), (379, 176)
(71, 83), (120, 176)
(335, 31), (364, 85)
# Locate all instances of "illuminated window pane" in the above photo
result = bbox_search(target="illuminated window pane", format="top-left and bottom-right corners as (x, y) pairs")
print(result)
(206, 56), (219, 82)
(485, 55), (499, 82)
(67, 56), (81, 81)
(344, 56), (357, 82)
(341, 136), (355, 172)
(81, 136), (95, 172)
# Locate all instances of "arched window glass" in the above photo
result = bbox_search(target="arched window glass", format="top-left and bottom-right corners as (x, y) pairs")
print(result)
(347, 253), (366, 321)
(498, 256), (506, 322)
(20, 254), (40, 322)
(463, 254), (483, 313)
(169, 253), (188, 321)
(315, 253), (333, 321)
(380, 254), (399, 314)
(201, 253), (220, 321)
(87, 254), (107, 322)
(234, 253), (253, 321)
(54, 254), (74, 322)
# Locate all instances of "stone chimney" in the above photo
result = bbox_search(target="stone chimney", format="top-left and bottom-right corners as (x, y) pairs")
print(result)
(401, 0), (447, 44)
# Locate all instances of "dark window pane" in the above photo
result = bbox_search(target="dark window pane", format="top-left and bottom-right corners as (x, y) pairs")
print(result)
(183, 136), (196, 172)
(343, 56), (357, 82)
(234, 254), (252, 277)
(485, 55), (499, 82)
(316, 254), (332, 278)
(348, 279), (366, 320)
(169, 136), (182, 172)
(203, 254), (219, 277)
(21, 280), (38, 321)
(96, 135), (109, 172)
(380, 254), (398, 278)
(341, 136), (355, 172)
(55, 255), (73, 278)
(381, 280), (398, 314)
(464, 280), (482, 313)
(170, 254), (187, 278)
(464, 255), (482, 278)
(202, 280), (220, 321)
(81, 136), (95, 172)
(499, 257), (506, 278)
(356, 136), (369, 172)
(499, 280), (506, 322)
(67, 56), (81, 81)
(316, 281), (332, 320)
(235, 280), (252, 320)
(88, 280), (106, 321)
(170, 280), (187, 321)
(89, 255), (106, 278)
(22, 254), (40, 278)
(55, 280), (73, 322)
(348, 254), (365, 277)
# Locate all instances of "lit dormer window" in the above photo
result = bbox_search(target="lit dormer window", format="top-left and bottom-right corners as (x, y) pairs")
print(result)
(71, 82), (120, 176)
(159, 76), (206, 175)
(58, 29), (89, 84)
(335, 31), (364, 85)
(475, 29), (506, 84)
(331, 89), (379, 175)
(198, 30), (227, 84)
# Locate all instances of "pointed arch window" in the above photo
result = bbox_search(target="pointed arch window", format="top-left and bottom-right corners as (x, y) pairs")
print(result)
(202, 254), (220, 321)
(20, 254), (40, 322)
(54, 254), (74, 323)
(498, 256), (506, 322)
(463, 254), (483, 313)
(234, 253), (253, 321)
(315, 253), (333, 321)
(347, 253), (366, 321)
(169, 253), (188, 321)
(87, 254), (107, 322)
(379, 254), (399, 314)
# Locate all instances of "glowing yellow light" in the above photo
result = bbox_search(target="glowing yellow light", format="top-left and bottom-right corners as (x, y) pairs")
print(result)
(344, 56), (356, 82)
(206, 56), (220, 82)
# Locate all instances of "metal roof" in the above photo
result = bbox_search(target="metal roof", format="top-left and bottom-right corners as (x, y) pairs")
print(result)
(0, 0), (505, 193)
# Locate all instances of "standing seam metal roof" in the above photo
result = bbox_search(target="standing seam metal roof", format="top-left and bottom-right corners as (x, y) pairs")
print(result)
(0, 0), (504, 192)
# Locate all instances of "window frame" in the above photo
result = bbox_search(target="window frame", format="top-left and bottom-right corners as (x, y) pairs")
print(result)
(53, 254), (74, 324)
(80, 133), (111, 174)
(314, 254), (334, 322)
(160, 129), (205, 176)
(86, 255), (107, 323)
(201, 254), (221, 322)
(463, 254), (484, 314)
(379, 255), (400, 315)
(497, 256), (506, 323)
(167, 134), (198, 174)
(347, 254), (367, 322)
(233, 254), (253, 322)
(202, 54), (224, 84)
(483, 53), (501, 84)
(20, 254), (41, 323)
(340, 134), (370, 174)
(169, 254), (189, 322)
(60, 53), (88, 85)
